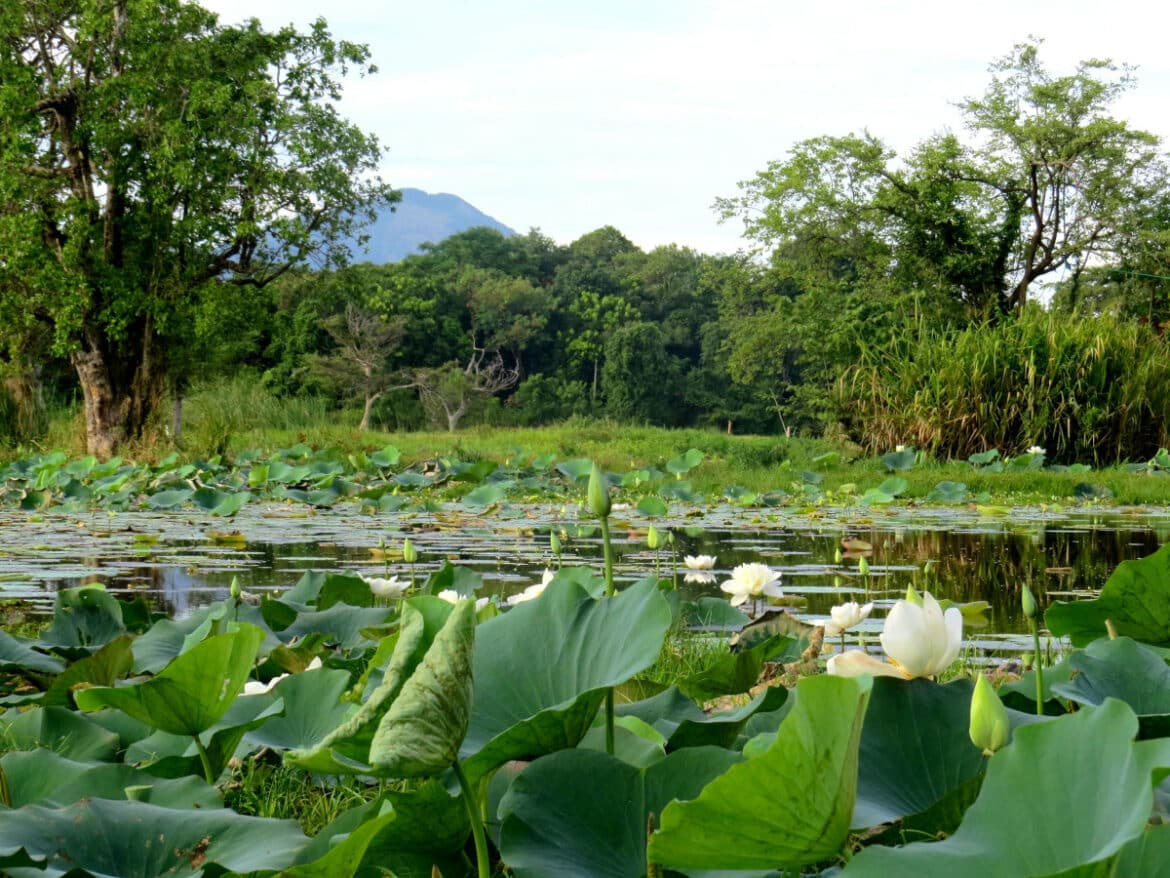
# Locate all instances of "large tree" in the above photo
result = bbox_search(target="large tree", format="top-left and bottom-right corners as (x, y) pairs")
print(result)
(0, 0), (394, 456)
(719, 41), (1167, 316)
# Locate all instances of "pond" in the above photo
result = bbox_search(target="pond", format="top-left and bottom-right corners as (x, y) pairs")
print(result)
(2, 503), (1168, 657)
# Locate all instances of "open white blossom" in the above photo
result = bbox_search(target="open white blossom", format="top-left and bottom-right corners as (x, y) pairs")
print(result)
(719, 563), (783, 608)
(364, 575), (408, 599)
(241, 656), (323, 696)
(437, 588), (490, 611)
(823, 601), (874, 637)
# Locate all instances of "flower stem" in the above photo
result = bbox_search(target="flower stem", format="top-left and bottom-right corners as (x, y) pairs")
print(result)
(605, 687), (616, 756)
(453, 760), (491, 878)
(192, 734), (215, 785)
(600, 517), (615, 597)
(1030, 618), (1044, 716)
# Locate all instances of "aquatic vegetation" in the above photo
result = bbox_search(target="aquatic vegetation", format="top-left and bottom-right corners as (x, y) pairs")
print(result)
(3, 452), (1170, 874)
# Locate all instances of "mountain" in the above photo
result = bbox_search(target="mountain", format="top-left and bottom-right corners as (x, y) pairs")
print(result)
(347, 187), (516, 263)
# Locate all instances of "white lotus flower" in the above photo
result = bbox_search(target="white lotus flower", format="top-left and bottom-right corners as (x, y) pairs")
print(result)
(895, 444), (906, 453)
(719, 563), (783, 608)
(364, 575), (408, 599)
(879, 591), (963, 678)
(684, 555), (717, 570)
(1027, 445), (1045, 456)
(509, 569), (555, 606)
(437, 589), (490, 611)
(241, 656), (322, 696)
(823, 601), (874, 637)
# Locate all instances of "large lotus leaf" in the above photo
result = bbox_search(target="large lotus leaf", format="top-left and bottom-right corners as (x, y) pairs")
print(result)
(369, 599), (475, 777)
(42, 586), (125, 651)
(244, 666), (356, 752)
(129, 608), (215, 674)
(460, 575), (672, 783)
(616, 684), (789, 751)
(842, 699), (1170, 876)
(0, 629), (66, 674)
(1047, 544), (1170, 646)
(42, 635), (133, 707)
(315, 573), (375, 609)
(424, 561), (485, 598)
(287, 598), (451, 774)
(1105, 824), (1170, 878)
(75, 624), (264, 736)
(499, 746), (744, 878)
(0, 705), (119, 761)
(126, 695), (284, 780)
(678, 634), (802, 701)
(277, 807), (399, 878)
(1052, 637), (1170, 737)
(649, 674), (873, 871)
(1, 749), (220, 809)
(0, 799), (308, 877)
(291, 780), (469, 878)
(853, 677), (986, 830)
(277, 603), (393, 651)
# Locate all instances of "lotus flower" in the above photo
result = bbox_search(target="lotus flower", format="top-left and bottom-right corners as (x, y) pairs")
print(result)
(1027, 445), (1045, 456)
(828, 591), (963, 680)
(719, 563), (783, 608)
(880, 591), (963, 677)
(437, 589), (490, 611)
(364, 575), (408, 599)
(508, 568), (555, 606)
(823, 600), (874, 637)
(242, 656), (323, 696)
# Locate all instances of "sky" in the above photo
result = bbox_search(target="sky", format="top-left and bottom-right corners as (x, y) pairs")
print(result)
(201, 0), (1170, 256)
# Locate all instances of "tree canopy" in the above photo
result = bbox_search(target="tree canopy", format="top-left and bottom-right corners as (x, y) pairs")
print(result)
(0, 0), (394, 455)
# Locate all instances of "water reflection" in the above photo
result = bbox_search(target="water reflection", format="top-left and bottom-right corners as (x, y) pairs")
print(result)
(4, 507), (1166, 655)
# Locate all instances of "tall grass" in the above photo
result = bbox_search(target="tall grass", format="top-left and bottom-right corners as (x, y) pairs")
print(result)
(182, 374), (333, 456)
(840, 309), (1170, 463)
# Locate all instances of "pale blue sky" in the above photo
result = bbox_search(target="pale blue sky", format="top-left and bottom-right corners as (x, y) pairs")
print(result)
(203, 0), (1170, 255)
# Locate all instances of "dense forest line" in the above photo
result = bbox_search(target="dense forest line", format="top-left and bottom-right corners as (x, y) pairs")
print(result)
(1, 2), (1167, 463)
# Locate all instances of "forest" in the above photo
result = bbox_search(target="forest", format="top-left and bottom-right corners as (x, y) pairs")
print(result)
(1, 0), (1167, 464)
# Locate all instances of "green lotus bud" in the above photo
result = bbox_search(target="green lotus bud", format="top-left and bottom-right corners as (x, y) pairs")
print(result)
(834, 547), (843, 564)
(230, 576), (241, 600)
(647, 524), (662, 550)
(402, 537), (418, 564)
(588, 461), (611, 518)
(905, 584), (923, 606)
(1021, 584), (1037, 619)
(549, 531), (562, 556)
(857, 556), (870, 576)
(969, 673), (1010, 755)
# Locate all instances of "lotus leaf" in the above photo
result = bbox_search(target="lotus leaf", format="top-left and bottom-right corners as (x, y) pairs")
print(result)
(843, 699), (1170, 876)
(649, 674), (873, 871)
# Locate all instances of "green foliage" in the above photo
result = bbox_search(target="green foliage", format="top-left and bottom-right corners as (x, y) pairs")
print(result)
(843, 309), (1170, 463)
(1047, 543), (1170, 646)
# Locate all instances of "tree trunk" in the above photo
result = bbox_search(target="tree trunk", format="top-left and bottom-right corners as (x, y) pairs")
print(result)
(71, 347), (123, 459)
(70, 322), (167, 458)
(359, 391), (382, 431)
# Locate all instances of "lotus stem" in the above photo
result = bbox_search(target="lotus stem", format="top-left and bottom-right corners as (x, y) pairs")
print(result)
(453, 760), (491, 878)
(192, 734), (215, 785)
(1030, 618), (1044, 716)
(0, 762), (9, 808)
(605, 687), (616, 756)
(599, 517), (615, 597)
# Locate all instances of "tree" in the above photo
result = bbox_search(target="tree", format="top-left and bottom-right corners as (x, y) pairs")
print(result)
(719, 41), (1168, 316)
(306, 304), (408, 430)
(407, 345), (520, 432)
(0, 0), (393, 456)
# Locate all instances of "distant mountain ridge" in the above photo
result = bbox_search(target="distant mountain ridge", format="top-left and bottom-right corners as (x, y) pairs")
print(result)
(348, 187), (516, 263)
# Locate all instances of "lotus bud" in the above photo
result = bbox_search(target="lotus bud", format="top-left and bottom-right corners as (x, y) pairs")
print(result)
(647, 524), (662, 550)
(1021, 584), (1037, 619)
(857, 556), (870, 576)
(834, 547), (843, 564)
(905, 584), (923, 606)
(969, 673), (1010, 755)
(549, 531), (562, 556)
(402, 537), (418, 564)
(230, 576), (241, 600)
(588, 461), (611, 518)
